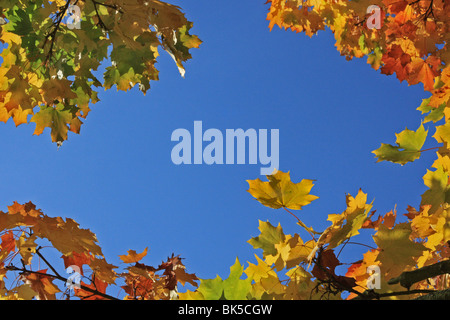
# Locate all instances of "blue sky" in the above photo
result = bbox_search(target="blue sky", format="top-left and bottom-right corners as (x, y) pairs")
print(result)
(0, 0), (437, 292)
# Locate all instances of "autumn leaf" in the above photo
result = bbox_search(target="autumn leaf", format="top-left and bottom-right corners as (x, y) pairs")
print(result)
(0, 231), (15, 254)
(313, 189), (373, 252)
(119, 247), (148, 264)
(23, 270), (61, 300)
(244, 254), (278, 282)
(372, 124), (428, 165)
(247, 220), (285, 257)
(89, 258), (117, 285)
(407, 57), (441, 92)
(312, 249), (356, 290)
(373, 223), (426, 276)
(75, 276), (108, 300)
(30, 104), (74, 143)
(62, 251), (93, 275)
(178, 258), (252, 300)
(247, 170), (318, 210)
(15, 232), (37, 265)
(417, 97), (446, 123)
(420, 165), (450, 214)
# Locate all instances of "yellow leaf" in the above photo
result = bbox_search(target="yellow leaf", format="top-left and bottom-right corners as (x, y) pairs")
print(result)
(16, 284), (38, 300)
(314, 190), (373, 251)
(247, 170), (318, 210)
(244, 254), (277, 282)
(373, 223), (426, 277)
(89, 258), (117, 285)
(15, 232), (37, 265)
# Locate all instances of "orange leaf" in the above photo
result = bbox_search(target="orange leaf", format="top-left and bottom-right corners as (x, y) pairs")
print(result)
(408, 57), (441, 91)
(119, 247), (148, 264)
(75, 277), (108, 300)
(24, 269), (61, 300)
(0, 230), (15, 253)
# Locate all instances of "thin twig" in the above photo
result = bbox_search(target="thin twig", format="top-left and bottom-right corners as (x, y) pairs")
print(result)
(43, 0), (72, 65)
(5, 265), (119, 300)
(91, 0), (108, 30)
(36, 246), (61, 278)
(282, 207), (316, 240)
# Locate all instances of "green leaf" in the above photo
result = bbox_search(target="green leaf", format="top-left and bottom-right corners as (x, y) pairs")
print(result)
(372, 124), (428, 165)
(248, 220), (285, 256)
(417, 98), (446, 123)
(420, 166), (450, 214)
(5, 6), (33, 36)
(30, 104), (74, 143)
(373, 223), (426, 275)
(194, 258), (252, 300)
(367, 46), (383, 70)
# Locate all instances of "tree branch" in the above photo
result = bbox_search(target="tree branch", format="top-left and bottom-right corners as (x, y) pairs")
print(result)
(388, 260), (450, 290)
(43, 0), (72, 65)
(414, 288), (450, 300)
(5, 265), (119, 300)
(91, 0), (108, 30)
(352, 289), (437, 300)
(36, 246), (62, 278)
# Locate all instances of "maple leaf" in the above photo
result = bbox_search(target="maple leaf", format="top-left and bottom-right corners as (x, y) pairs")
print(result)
(13, 285), (39, 301)
(30, 104), (75, 143)
(89, 258), (117, 285)
(15, 232), (37, 265)
(372, 124), (428, 165)
(7, 201), (42, 217)
(367, 46), (383, 70)
(380, 44), (412, 82)
(119, 247), (148, 264)
(284, 266), (320, 300)
(244, 254), (278, 283)
(62, 251), (93, 275)
(75, 276), (108, 300)
(345, 249), (381, 297)
(173, 263), (199, 288)
(313, 189), (373, 252)
(247, 170), (318, 210)
(312, 249), (356, 290)
(35, 216), (103, 257)
(247, 220), (285, 256)
(122, 274), (154, 300)
(420, 165), (450, 214)
(417, 97), (446, 123)
(23, 269), (61, 300)
(157, 254), (198, 290)
(265, 234), (301, 272)
(407, 57), (441, 92)
(0, 231), (15, 254)
(411, 205), (437, 239)
(412, 203), (450, 251)
(373, 223), (426, 277)
(179, 258), (252, 300)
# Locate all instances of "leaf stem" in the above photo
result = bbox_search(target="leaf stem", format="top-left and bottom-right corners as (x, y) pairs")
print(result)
(282, 207), (316, 240)
(282, 206), (301, 222)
